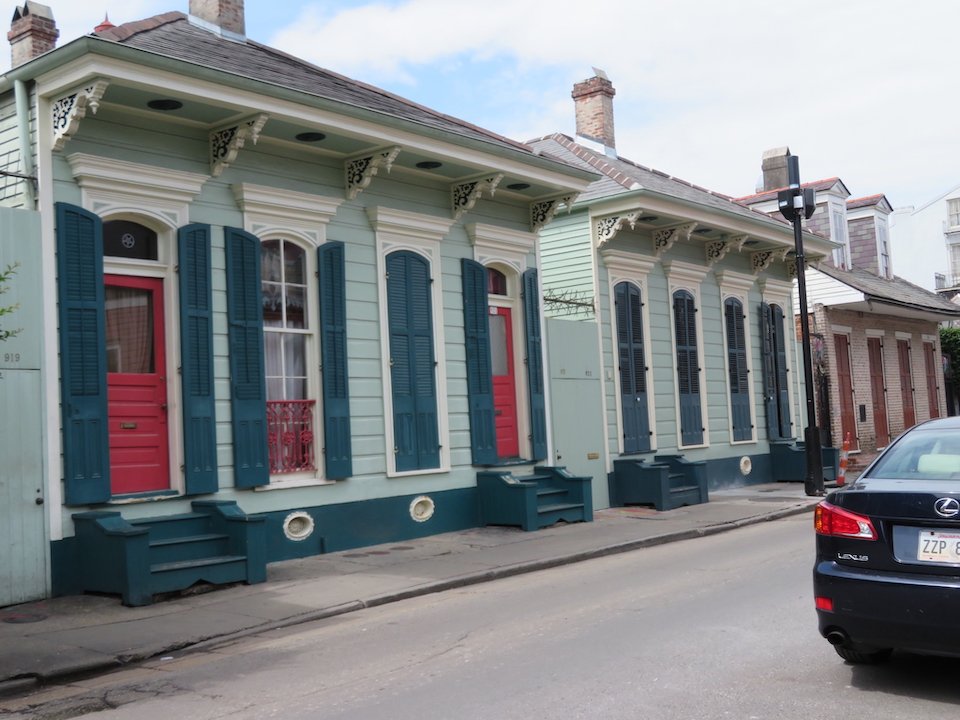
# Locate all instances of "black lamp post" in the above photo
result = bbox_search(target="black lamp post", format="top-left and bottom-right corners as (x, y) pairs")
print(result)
(777, 154), (824, 497)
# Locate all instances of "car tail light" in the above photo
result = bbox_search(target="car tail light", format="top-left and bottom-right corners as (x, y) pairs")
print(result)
(815, 596), (833, 612)
(814, 501), (877, 540)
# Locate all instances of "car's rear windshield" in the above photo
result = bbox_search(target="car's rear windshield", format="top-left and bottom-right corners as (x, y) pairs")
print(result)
(866, 428), (960, 480)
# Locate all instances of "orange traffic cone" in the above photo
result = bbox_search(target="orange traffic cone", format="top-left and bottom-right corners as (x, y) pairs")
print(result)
(837, 432), (851, 486)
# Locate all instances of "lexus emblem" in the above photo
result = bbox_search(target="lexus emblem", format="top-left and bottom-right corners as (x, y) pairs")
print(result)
(934, 497), (960, 518)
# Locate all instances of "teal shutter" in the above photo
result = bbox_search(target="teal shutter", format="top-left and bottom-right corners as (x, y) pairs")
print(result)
(615, 282), (651, 454)
(674, 290), (703, 446)
(522, 269), (547, 461)
(225, 227), (269, 488)
(771, 303), (792, 437)
(318, 241), (352, 478)
(724, 298), (752, 442)
(178, 224), (218, 494)
(56, 203), (110, 505)
(759, 302), (780, 439)
(461, 259), (497, 465)
(387, 251), (439, 471)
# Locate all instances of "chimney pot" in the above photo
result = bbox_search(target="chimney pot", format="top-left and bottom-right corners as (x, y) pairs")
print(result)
(572, 70), (616, 154)
(190, 0), (245, 37)
(7, 1), (59, 68)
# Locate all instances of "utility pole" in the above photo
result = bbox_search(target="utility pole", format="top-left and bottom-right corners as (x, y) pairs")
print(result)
(777, 154), (824, 497)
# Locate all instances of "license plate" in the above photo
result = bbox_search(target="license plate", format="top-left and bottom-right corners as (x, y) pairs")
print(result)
(917, 530), (960, 563)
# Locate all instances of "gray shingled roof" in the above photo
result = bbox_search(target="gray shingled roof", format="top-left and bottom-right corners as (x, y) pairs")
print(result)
(91, 13), (547, 160)
(529, 133), (798, 234)
(817, 263), (960, 316)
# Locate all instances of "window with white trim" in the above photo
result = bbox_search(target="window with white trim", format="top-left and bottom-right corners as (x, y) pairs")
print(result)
(261, 237), (318, 475)
(948, 198), (960, 229)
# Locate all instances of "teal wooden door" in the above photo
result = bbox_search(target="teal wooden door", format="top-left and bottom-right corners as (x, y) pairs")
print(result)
(0, 207), (48, 605)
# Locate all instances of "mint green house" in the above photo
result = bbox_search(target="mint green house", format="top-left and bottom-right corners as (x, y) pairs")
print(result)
(0, 1), (597, 606)
(531, 73), (838, 512)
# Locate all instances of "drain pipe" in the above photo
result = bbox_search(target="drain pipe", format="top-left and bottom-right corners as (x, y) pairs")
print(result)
(14, 79), (37, 209)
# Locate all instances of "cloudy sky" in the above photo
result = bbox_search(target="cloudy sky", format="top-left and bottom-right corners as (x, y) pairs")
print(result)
(6, 0), (959, 210)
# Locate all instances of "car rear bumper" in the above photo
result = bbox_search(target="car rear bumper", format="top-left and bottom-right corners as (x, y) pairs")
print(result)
(814, 559), (960, 655)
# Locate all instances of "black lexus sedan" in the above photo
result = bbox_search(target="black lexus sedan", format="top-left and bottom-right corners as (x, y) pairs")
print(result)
(814, 416), (960, 663)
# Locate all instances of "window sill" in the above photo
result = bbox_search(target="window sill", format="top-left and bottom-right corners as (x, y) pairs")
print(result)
(254, 473), (336, 491)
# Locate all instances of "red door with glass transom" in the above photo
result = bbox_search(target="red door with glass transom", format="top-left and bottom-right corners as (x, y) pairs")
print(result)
(105, 275), (170, 494)
(490, 306), (519, 458)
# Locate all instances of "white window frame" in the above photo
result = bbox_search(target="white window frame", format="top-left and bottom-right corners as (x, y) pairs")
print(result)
(600, 249), (657, 455)
(234, 183), (343, 489)
(370, 207), (454, 477)
(664, 259), (709, 449)
(716, 270), (757, 445)
(467, 223), (538, 461)
(830, 202), (850, 269)
(948, 198), (960, 229)
(67, 153), (208, 499)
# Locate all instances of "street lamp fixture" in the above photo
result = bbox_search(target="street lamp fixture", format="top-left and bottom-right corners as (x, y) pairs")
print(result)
(777, 154), (824, 497)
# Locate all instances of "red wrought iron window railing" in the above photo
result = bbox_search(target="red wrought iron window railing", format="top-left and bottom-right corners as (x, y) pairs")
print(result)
(266, 399), (316, 474)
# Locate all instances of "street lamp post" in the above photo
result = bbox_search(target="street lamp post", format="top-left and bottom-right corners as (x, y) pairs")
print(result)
(777, 154), (824, 497)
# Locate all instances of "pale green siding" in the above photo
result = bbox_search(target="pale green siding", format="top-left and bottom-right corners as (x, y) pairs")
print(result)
(0, 88), (33, 209)
(52, 106), (540, 530)
(0, 206), (46, 604)
(540, 209), (596, 319)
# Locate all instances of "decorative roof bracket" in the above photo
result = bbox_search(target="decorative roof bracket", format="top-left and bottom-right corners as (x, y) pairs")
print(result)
(210, 113), (269, 177)
(452, 173), (503, 220)
(751, 250), (776, 274)
(52, 78), (110, 152)
(728, 234), (750, 252)
(345, 145), (402, 200)
(595, 212), (640, 246)
(530, 193), (577, 232)
(706, 240), (730, 266)
(654, 222), (697, 257)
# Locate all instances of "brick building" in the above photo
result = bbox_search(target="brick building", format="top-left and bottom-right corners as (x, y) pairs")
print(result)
(738, 149), (960, 458)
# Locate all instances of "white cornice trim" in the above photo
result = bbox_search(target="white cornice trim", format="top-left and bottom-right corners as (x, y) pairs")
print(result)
(758, 277), (794, 296)
(366, 206), (454, 242)
(67, 153), (208, 203)
(466, 222), (536, 273)
(232, 183), (343, 225)
(714, 268), (756, 293)
(599, 248), (657, 279)
(662, 258), (708, 286)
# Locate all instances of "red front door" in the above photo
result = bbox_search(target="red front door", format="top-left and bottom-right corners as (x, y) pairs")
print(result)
(490, 306), (519, 458)
(105, 275), (170, 494)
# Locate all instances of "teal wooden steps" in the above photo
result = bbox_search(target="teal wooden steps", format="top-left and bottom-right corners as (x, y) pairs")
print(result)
(478, 466), (593, 531)
(72, 500), (266, 606)
(609, 455), (708, 511)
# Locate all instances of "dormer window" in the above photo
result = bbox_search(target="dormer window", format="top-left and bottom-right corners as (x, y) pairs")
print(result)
(948, 198), (960, 229)
(831, 206), (849, 269)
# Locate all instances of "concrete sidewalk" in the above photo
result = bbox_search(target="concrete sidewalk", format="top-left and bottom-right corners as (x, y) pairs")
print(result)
(0, 482), (825, 698)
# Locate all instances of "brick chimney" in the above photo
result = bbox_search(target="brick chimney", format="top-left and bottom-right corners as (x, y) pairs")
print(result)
(7, 1), (59, 68)
(761, 146), (791, 191)
(190, 0), (245, 37)
(572, 69), (616, 156)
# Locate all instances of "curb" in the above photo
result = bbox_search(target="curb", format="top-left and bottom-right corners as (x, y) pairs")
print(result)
(1, 502), (816, 695)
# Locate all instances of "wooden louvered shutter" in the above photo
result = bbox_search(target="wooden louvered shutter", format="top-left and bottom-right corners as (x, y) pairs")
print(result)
(178, 224), (218, 494)
(724, 298), (752, 442)
(771, 304), (792, 437)
(462, 259), (497, 465)
(616, 282), (650, 453)
(759, 302), (779, 439)
(387, 251), (440, 471)
(674, 290), (702, 446)
(522, 268), (547, 461)
(318, 241), (352, 478)
(225, 227), (269, 488)
(56, 203), (110, 505)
